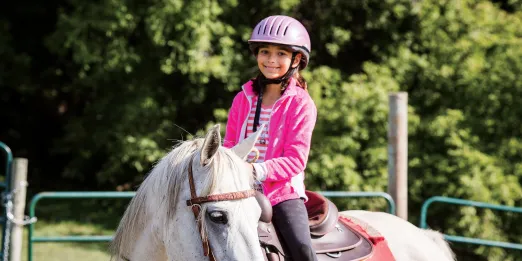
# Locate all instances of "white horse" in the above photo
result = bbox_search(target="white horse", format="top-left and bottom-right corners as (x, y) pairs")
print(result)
(109, 124), (456, 261)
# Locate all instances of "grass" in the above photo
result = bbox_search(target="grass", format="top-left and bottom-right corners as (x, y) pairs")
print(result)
(20, 220), (113, 261)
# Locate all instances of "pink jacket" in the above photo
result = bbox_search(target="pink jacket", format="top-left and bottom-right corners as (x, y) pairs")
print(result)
(223, 77), (317, 206)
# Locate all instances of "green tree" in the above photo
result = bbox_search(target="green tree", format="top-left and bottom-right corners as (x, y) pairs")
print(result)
(302, 1), (522, 260)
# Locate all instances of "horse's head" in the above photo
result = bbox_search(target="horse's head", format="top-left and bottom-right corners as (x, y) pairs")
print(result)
(110, 124), (265, 261)
(179, 124), (265, 261)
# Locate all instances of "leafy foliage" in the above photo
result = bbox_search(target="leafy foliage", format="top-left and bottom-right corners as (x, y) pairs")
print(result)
(1, 0), (521, 260)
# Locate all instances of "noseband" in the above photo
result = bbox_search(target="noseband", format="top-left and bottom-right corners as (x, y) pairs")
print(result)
(185, 156), (256, 261)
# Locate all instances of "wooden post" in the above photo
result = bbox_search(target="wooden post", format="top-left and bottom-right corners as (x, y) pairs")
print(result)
(9, 158), (28, 261)
(388, 93), (408, 220)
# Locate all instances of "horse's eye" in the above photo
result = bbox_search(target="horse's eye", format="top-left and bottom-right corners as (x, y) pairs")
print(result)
(208, 210), (228, 224)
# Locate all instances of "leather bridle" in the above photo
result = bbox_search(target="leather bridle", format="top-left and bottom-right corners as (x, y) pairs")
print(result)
(185, 156), (256, 261)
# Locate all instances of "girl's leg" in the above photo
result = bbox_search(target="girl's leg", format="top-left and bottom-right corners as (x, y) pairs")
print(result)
(272, 199), (318, 261)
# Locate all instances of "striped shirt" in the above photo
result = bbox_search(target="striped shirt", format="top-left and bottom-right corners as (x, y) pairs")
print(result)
(245, 96), (272, 163)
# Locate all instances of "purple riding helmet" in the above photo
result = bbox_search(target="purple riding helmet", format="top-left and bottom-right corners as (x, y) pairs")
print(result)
(248, 15), (311, 69)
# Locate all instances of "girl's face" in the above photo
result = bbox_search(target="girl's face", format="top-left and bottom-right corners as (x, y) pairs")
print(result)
(256, 45), (302, 79)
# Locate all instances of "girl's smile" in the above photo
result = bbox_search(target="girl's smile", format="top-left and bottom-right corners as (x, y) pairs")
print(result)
(263, 65), (280, 72)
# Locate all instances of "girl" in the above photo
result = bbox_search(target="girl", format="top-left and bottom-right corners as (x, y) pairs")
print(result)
(223, 15), (318, 261)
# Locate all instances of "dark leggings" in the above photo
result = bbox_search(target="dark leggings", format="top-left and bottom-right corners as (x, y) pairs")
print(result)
(272, 199), (318, 261)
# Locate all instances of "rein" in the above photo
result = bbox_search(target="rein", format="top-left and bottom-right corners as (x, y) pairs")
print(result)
(185, 156), (256, 261)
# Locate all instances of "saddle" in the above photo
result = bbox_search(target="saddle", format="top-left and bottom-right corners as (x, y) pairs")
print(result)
(256, 191), (374, 261)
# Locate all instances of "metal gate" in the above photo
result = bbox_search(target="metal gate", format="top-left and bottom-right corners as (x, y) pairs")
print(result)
(420, 196), (522, 251)
(0, 142), (13, 261)
(26, 190), (395, 261)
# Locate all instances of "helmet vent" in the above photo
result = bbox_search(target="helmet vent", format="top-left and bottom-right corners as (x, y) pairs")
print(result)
(283, 26), (289, 36)
(276, 24), (282, 35)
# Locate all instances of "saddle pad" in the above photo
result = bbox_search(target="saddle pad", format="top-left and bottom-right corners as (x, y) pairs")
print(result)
(338, 216), (396, 261)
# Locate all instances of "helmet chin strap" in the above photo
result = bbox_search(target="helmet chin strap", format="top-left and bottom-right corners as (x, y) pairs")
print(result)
(253, 53), (297, 132)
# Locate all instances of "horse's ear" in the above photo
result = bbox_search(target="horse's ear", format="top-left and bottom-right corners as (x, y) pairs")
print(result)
(231, 123), (265, 160)
(200, 124), (221, 166)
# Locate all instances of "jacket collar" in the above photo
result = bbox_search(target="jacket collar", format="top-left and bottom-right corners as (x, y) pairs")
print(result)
(241, 77), (299, 98)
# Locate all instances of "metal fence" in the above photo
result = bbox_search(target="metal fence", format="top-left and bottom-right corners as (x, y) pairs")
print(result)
(25, 190), (522, 260)
(27, 190), (395, 261)
(0, 142), (13, 261)
(419, 196), (522, 251)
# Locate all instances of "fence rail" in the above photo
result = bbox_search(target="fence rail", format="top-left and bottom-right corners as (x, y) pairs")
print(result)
(26, 192), (522, 260)
(0, 142), (13, 261)
(419, 196), (522, 251)
(27, 190), (395, 261)
(28, 192), (135, 261)
(317, 191), (396, 214)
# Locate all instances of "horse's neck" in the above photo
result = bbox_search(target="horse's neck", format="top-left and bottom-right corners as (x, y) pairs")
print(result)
(125, 176), (206, 261)
(122, 209), (202, 261)
(127, 222), (167, 261)
(162, 188), (210, 260)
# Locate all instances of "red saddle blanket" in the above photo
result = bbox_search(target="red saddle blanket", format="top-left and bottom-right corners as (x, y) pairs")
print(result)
(338, 215), (396, 261)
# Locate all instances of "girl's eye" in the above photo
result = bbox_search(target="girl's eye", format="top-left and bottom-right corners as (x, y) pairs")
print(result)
(259, 50), (269, 55)
(278, 52), (287, 56)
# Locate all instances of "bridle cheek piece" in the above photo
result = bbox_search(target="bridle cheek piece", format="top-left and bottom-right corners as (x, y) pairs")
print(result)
(185, 157), (256, 261)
